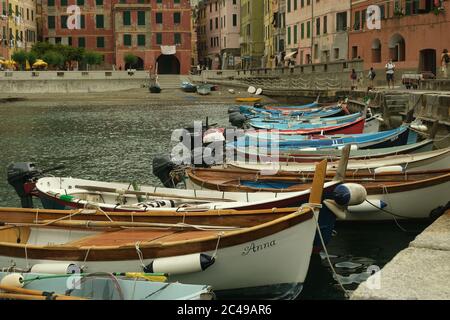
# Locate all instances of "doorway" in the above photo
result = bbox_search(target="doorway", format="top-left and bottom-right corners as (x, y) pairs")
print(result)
(156, 55), (180, 74)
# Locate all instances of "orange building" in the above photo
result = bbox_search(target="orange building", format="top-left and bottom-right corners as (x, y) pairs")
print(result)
(0, 0), (8, 59)
(349, 0), (450, 78)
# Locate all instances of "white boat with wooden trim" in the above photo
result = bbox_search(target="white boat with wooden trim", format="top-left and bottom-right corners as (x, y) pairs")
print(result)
(226, 148), (450, 174)
(184, 168), (450, 221)
(0, 162), (331, 299)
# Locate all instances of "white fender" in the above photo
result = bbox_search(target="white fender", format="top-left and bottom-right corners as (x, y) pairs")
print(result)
(348, 200), (387, 213)
(333, 183), (367, 206)
(30, 263), (81, 274)
(374, 165), (404, 174)
(145, 253), (215, 275)
(0, 273), (24, 288)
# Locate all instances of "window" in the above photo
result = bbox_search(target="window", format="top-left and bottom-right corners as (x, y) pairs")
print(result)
(77, 0), (84, 6)
(123, 34), (132, 46)
(287, 26), (291, 45)
(78, 37), (85, 48)
(336, 12), (347, 32)
(61, 15), (68, 29)
(287, 0), (291, 12)
(316, 18), (320, 35)
(138, 11), (146, 25)
(97, 36), (104, 48)
(48, 16), (55, 29)
(334, 48), (340, 59)
(174, 12), (181, 24)
(306, 21), (310, 38)
(174, 33), (181, 44)
(354, 11), (360, 30)
(96, 0), (103, 5)
(352, 46), (358, 59)
(156, 12), (163, 24)
(301, 23), (304, 39)
(156, 33), (162, 45)
(233, 14), (237, 27)
(137, 34), (146, 46)
(123, 11), (131, 25)
(80, 15), (85, 28)
(323, 16), (328, 34)
(96, 15), (104, 28)
(48, 0), (55, 6)
(293, 25), (297, 44)
(61, 0), (67, 6)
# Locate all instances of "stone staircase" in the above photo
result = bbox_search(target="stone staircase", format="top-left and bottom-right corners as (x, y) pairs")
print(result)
(155, 75), (191, 89)
(384, 93), (409, 114)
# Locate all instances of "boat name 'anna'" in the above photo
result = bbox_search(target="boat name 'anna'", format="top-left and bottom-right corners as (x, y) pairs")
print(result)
(242, 240), (277, 256)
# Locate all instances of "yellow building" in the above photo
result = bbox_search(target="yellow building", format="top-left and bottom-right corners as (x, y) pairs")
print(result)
(264, 0), (274, 68)
(8, 0), (37, 57)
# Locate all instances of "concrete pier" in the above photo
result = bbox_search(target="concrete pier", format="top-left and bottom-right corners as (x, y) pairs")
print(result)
(351, 210), (450, 300)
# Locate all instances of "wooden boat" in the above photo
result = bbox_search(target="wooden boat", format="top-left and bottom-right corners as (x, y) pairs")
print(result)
(0, 165), (328, 299)
(241, 138), (434, 163)
(197, 85), (211, 95)
(235, 97), (262, 103)
(232, 125), (411, 150)
(181, 81), (197, 93)
(227, 148), (450, 174)
(0, 272), (213, 300)
(184, 168), (450, 221)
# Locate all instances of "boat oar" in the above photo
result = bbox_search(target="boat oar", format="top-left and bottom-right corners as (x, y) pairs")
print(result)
(74, 185), (235, 202)
(0, 284), (87, 300)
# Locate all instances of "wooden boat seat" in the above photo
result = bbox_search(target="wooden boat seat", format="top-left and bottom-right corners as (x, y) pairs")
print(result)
(67, 229), (219, 247)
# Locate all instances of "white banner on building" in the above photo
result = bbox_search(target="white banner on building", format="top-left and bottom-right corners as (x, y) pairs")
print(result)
(161, 45), (176, 55)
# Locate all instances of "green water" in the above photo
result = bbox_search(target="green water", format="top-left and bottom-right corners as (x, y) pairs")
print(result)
(0, 102), (429, 299)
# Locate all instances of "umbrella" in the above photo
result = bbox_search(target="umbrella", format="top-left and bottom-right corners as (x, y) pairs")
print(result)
(25, 60), (31, 70)
(32, 59), (48, 68)
(3, 60), (16, 65)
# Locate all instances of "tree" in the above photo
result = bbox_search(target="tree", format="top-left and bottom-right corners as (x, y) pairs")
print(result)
(11, 50), (28, 70)
(124, 53), (138, 69)
(43, 51), (65, 69)
(83, 51), (103, 69)
(31, 42), (55, 57)
(26, 51), (37, 66)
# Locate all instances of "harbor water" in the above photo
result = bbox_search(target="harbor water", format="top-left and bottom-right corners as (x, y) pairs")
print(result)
(0, 102), (430, 299)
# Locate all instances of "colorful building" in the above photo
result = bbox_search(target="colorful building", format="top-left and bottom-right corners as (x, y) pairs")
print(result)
(264, 0), (286, 68)
(0, 0), (8, 59)
(240, 0), (264, 69)
(3, 0), (37, 57)
(42, 0), (192, 74)
(286, 0), (350, 66)
(350, 0), (450, 78)
(195, 0), (208, 67)
(196, 0), (240, 70)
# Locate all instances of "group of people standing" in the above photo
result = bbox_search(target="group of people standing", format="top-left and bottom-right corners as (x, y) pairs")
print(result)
(349, 48), (449, 91)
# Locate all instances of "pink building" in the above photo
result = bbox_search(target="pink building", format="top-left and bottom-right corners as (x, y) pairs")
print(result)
(199, 0), (240, 69)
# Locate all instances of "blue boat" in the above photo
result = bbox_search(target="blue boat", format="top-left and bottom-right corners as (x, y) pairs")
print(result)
(181, 81), (197, 93)
(249, 112), (363, 131)
(231, 125), (412, 150)
(240, 105), (343, 119)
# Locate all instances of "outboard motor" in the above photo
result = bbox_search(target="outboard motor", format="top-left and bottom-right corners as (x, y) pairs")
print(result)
(227, 106), (240, 114)
(7, 162), (39, 208)
(229, 112), (247, 128)
(152, 156), (181, 188)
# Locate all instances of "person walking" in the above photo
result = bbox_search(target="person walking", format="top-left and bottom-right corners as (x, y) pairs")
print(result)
(350, 69), (358, 90)
(441, 49), (449, 79)
(385, 59), (396, 89)
(368, 67), (376, 90)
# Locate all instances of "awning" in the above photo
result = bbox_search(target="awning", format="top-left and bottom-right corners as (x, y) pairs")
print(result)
(284, 50), (298, 61)
(160, 45), (176, 55)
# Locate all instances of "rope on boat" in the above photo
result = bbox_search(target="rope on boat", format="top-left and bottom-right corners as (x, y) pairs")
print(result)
(135, 242), (146, 270)
(301, 203), (351, 299)
(212, 232), (224, 260)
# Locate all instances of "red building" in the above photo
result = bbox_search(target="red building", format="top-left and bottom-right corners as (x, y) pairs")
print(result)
(42, 0), (192, 74)
(350, 0), (450, 78)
